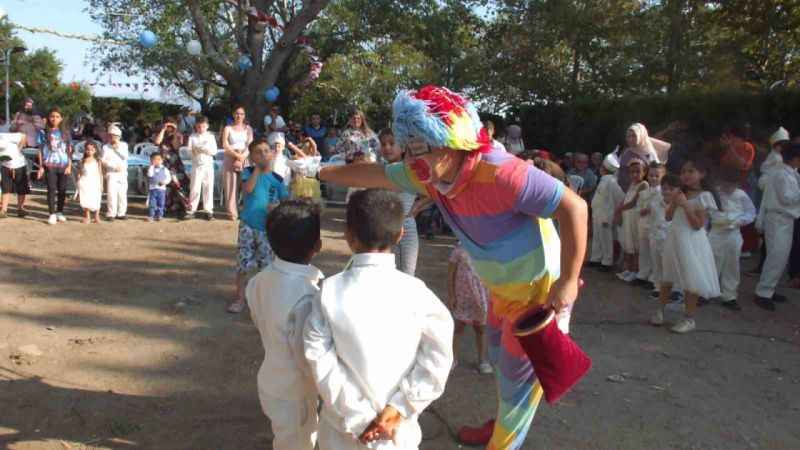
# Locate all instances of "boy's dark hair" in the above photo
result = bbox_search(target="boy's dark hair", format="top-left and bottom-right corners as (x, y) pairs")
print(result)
(649, 161), (665, 171)
(784, 143), (800, 162)
(150, 152), (162, 161)
(661, 173), (681, 189)
(195, 115), (208, 125)
(266, 199), (322, 264)
(346, 189), (404, 251)
(378, 128), (393, 140)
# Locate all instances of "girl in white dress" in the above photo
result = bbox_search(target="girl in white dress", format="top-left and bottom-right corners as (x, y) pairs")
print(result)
(651, 157), (721, 333)
(76, 141), (103, 224)
(615, 159), (649, 283)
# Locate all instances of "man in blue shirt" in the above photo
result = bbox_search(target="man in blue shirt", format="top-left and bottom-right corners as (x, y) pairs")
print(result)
(303, 113), (328, 160)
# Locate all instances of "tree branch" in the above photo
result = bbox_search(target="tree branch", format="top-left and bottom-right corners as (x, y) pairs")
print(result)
(188, 0), (238, 85)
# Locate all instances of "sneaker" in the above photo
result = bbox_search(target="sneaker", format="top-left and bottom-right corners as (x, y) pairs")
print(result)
(772, 294), (788, 303)
(649, 290), (660, 300)
(48, 214), (58, 225)
(670, 291), (685, 302)
(670, 317), (696, 334)
(649, 308), (664, 326)
(720, 300), (741, 311)
(754, 296), (776, 311)
(147, 217), (155, 223)
(616, 271), (632, 282)
(56, 212), (67, 222)
(182, 213), (195, 221)
(477, 361), (493, 374)
(206, 212), (214, 221)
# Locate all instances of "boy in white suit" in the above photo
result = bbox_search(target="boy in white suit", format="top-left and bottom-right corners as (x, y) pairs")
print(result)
(186, 116), (217, 220)
(709, 180), (756, 311)
(755, 143), (800, 310)
(589, 152), (625, 271)
(101, 125), (129, 220)
(304, 189), (453, 450)
(246, 199), (324, 450)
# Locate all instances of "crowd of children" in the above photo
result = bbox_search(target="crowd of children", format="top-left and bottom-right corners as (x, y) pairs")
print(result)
(587, 123), (800, 333)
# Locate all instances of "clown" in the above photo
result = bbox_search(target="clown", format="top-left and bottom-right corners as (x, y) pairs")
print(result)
(318, 86), (588, 449)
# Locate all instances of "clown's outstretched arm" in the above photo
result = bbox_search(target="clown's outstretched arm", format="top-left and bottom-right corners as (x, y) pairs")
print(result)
(318, 163), (398, 191)
(548, 188), (588, 311)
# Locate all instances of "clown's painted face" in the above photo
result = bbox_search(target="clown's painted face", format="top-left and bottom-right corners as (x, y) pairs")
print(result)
(405, 146), (464, 185)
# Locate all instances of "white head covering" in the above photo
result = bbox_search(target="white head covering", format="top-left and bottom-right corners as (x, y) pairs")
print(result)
(627, 123), (656, 157)
(267, 131), (285, 146)
(769, 126), (790, 146)
(108, 124), (122, 137)
(602, 152), (620, 172)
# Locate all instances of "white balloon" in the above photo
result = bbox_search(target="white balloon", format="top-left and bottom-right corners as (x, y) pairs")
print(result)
(187, 40), (202, 56)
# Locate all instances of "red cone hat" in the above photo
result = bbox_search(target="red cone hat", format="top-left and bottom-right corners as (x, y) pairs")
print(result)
(513, 306), (591, 404)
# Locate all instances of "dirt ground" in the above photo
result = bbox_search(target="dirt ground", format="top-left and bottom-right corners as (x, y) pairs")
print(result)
(1, 197), (799, 450)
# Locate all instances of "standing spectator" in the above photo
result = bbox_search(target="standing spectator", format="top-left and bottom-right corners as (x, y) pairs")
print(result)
(36, 107), (73, 225)
(561, 152), (574, 172)
(719, 123), (756, 184)
(504, 124), (525, 156)
(0, 129), (30, 218)
(304, 113), (328, 159)
(154, 120), (190, 217)
(221, 106), (254, 220)
(590, 152), (603, 176)
(101, 124), (129, 221)
(178, 108), (196, 136)
(263, 105), (287, 134)
(617, 123), (671, 192)
(334, 110), (380, 163)
(568, 153), (598, 199)
(12, 98), (43, 149)
(186, 116), (218, 220)
(323, 127), (338, 159)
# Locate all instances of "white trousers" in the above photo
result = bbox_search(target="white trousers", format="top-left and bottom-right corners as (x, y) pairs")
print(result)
(259, 393), (318, 450)
(637, 223), (652, 281)
(106, 173), (128, 218)
(189, 164), (214, 213)
(710, 229), (743, 301)
(590, 217), (615, 266)
(649, 234), (666, 289)
(317, 417), (421, 450)
(756, 212), (795, 298)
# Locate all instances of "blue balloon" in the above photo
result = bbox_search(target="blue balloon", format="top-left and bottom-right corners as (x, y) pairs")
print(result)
(138, 30), (158, 49)
(264, 87), (279, 103)
(238, 55), (253, 72)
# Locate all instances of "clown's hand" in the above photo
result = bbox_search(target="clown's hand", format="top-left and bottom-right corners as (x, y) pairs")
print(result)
(546, 277), (580, 313)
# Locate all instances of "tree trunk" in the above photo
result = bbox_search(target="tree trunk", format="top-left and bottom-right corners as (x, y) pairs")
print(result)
(665, 0), (687, 95)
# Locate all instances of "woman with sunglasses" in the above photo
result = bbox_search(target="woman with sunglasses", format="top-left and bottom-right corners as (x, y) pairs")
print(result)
(221, 105), (254, 220)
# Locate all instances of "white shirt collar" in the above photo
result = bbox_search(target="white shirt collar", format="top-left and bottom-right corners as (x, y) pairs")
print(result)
(347, 252), (396, 270)
(271, 256), (324, 282)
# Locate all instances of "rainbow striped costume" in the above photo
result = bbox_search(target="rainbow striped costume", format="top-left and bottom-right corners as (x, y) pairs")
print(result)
(386, 144), (565, 449)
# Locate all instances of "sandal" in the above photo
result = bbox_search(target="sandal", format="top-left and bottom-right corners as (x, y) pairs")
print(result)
(226, 301), (246, 314)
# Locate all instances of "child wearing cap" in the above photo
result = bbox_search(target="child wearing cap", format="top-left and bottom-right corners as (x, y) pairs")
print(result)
(589, 152), (625, 271)
(102, 124), (129, 221)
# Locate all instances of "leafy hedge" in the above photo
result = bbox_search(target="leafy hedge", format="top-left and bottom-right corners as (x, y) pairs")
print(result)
(503, 89), (800, 154)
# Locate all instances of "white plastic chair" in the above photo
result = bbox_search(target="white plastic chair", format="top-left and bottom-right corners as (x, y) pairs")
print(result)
(179, 146), (192, 162)
(134, 142), (159, 157)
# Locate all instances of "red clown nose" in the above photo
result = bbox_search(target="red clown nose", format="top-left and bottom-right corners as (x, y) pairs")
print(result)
(513, 306), (591, 404)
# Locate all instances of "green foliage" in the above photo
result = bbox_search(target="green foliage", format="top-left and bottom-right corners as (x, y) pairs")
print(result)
(92, 97), (183, 124)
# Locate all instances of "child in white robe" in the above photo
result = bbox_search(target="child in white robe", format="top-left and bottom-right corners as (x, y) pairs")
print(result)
(709, 180), (756, 311)
(754, 144), (800, 311)
(636, 162), (666, 286)
(589, 152), (624, 270)
(186, 116), (218, 220)
(246, 199), (325, 450)
(304, 189), (453, 450)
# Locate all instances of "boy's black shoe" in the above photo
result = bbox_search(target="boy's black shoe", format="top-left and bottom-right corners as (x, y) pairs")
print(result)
(585, 261), (600, 268)
(631, 278), (649, 287)
(772, 294), (788, 303)
(17, 208), (28, 218)
(182, 213), (195, 221)
(698, 297), (709, 306)
(206, 212), (214, 221)
(720, 300), (741, 311)
(754, 296), (776, 311)
(117, 216), (127, 220)
(597, 265), (612, 272)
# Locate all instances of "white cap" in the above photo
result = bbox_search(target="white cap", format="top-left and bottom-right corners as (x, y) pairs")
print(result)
(267, 131), (285, 146)
(108, 124), (122, 137)
(602, 152), (620, 172)
(769, 126), (790, 146)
